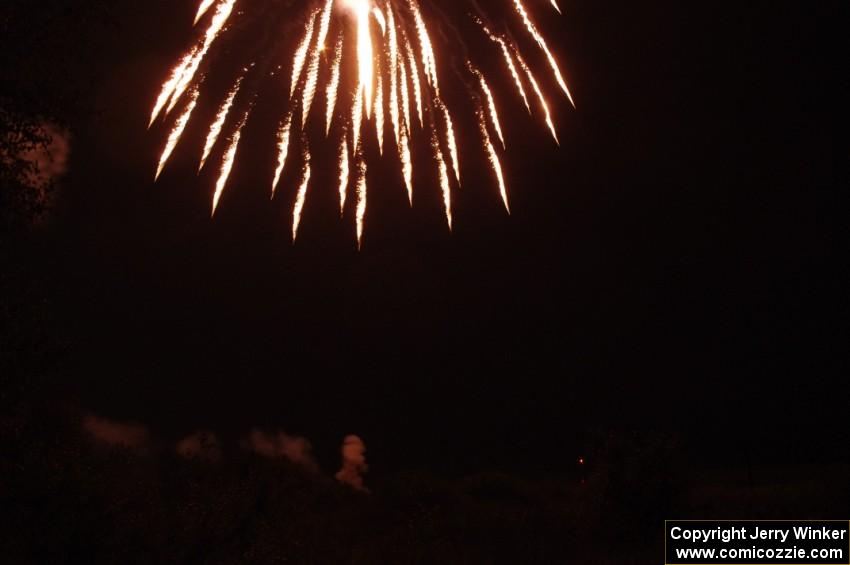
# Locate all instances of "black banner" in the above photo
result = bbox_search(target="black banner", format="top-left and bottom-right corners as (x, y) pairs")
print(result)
(665, 521), (849, 564)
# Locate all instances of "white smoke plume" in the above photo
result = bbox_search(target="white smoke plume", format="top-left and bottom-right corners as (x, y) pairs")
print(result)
(335, 435), (368, 491)
(243, 429), (319, 472)
(176, 430), (222, 462)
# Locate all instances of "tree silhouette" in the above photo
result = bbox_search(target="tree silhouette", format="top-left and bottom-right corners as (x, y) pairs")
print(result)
(0, 0), (109, 233)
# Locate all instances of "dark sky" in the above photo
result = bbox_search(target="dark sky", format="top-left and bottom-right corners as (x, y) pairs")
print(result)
(38, 0), (848, 474)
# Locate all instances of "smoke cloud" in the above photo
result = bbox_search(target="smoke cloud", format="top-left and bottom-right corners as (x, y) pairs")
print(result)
(335, 435), (368, 491)
(82, 414), (150, 450)
(242, 429), (319, 471)
(176, 431), (222, 462)
(81, 415), (372, 487)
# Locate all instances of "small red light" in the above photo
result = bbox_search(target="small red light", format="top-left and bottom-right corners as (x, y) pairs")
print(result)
(578, 457), (585, 465)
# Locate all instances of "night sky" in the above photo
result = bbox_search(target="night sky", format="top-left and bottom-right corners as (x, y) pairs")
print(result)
(21, 0), (849, 476)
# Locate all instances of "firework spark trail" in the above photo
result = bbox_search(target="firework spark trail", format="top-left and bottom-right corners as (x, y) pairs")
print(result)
(298, 0), (334, 130)
(156, 90), (199, 181)
(437, 100), (460, 185)
(374, 69), (384, 154)
(355, 0), (374, 119)
(480, 27), (531, 114)
(212, 110), (248, 216)
(386, 3), (401, 147)
(165, 0), (236, 116)
(514, 48), (559, 144)
(302, 1), (334, 129)
(355, 158), (367, 249)
(477, 108), (509, 212)
(338, 131), (349, 214)
(149, 49), (198, 128)
(399, 59), (412, 133)
(372, 6), (387, 35)
(431, 130), (452, 230)
(400, 124), (413, 204)
(326, 34), (343, 136)
(165, 52), (205, 116)
(194, 0), (216, 25)
(500, 41), (531, 113)
(408, 0), (438, 90)
(199, 77), (242, 172)
(317, 0), (334, 48)
(302, 43), (322, 128)
(471, 66), (505, 148)
(513, 0), (575, 107)
(292, 150), (312, 242)
(351, 87), (363, 154)
(291, 11), (318, 99)
(151, 0), (577, 246)
(271, 113), (292, 197)
(403, 39), (424, 127)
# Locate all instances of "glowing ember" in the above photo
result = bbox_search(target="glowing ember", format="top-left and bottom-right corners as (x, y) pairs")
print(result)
(149, 0), (577, 247)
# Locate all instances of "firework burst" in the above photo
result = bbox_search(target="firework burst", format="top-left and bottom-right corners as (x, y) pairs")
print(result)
(151, 0), (575, 247)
